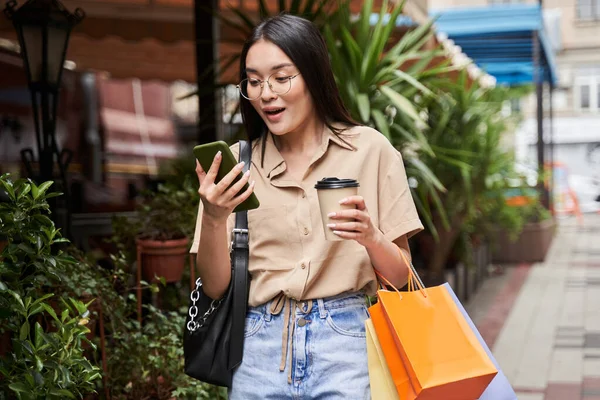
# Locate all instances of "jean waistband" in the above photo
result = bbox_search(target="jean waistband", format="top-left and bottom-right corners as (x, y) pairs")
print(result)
(248, 291), (367, 320)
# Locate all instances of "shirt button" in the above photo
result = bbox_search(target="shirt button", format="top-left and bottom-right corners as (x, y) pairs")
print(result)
(303, 227), (309, 235)
(301, 263), (306, 269)
(298, 318), (307, 327)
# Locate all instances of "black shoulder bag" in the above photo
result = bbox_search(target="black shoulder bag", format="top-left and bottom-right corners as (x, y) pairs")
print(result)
(183, 140), (251, 387)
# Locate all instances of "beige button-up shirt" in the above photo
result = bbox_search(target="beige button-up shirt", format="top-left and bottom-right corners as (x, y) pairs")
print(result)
(190, 124), (424, 307)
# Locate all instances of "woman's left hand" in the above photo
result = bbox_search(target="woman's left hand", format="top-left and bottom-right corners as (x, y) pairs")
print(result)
(327, 195), (382, 248)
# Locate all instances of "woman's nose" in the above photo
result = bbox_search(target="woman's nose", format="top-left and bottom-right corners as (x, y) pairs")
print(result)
(261, 82), (277, 101)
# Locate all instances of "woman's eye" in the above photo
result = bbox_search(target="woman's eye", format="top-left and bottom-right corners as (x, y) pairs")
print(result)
(248, 80), (261, 87)
(275, 77), (290, 83)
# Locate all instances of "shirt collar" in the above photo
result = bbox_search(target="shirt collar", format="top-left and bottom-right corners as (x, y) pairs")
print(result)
(260, 124), (355, 179)
(322, 124), (355, 152)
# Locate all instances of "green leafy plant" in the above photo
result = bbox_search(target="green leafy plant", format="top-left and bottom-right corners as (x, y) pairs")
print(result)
(120, 175), (199, 242)
(105, 302), (226, 399)
(414, 72), (527, 280)
(0, 294), (101, 399)
(66, 247), (222, 399)
(480, 187), (552, 241)
(0, 174), (101, 398)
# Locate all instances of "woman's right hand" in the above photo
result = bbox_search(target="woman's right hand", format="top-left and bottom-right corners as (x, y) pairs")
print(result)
(195, 151), (255, 223)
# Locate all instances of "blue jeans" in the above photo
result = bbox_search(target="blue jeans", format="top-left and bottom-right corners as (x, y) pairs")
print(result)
(228, 292), (371, 399)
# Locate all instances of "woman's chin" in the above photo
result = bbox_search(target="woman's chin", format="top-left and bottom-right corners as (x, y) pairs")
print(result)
(266, 123), (289, 137)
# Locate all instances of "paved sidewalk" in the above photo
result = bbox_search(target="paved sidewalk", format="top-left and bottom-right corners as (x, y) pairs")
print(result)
(467, 214), (600, 400)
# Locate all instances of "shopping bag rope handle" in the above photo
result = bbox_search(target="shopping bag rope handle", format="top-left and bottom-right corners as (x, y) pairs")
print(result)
(374, 246), (427, 298)
(397, 247), (426, 295)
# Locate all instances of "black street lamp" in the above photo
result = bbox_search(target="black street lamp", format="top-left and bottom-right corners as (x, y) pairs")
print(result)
(3, 0), (84, 233)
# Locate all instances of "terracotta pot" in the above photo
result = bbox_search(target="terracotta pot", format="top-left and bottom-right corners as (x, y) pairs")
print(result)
(136, 238), (189, 283)
(490, 218), (556, 264)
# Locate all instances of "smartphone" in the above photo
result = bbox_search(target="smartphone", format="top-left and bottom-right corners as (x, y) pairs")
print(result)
(193, 141), (260, 213)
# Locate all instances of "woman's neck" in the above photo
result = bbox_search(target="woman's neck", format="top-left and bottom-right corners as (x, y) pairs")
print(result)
(273, 116), (324, 155)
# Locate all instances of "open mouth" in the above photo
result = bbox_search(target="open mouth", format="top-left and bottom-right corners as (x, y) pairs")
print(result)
(264, 108), (285, 116)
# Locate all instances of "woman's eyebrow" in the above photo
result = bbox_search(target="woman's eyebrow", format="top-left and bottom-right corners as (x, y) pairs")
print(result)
(245, 63), (294, 74)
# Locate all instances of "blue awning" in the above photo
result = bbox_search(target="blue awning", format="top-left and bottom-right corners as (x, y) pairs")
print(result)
(369, 13), (417, 28)
(430, 4), (558, 86)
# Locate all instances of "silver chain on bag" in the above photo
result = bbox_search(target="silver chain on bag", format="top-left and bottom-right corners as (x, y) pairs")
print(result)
(187, 229), (246, 333)
(187, 278), (223, 333)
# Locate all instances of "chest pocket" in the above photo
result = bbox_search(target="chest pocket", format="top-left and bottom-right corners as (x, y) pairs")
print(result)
(247, 205), (297, 271)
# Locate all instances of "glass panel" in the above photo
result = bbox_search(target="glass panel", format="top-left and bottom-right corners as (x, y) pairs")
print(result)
(578, 0), (593, 19)
(47, 26), (68, 85)
(21, 24), (43, 83)
(597, 83), (600, 110)
(580, 84), (591, 109)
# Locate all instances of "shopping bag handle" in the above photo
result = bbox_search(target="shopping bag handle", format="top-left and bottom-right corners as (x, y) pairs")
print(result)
(397, 247), (426, 296)
(374, 246), (427, 298)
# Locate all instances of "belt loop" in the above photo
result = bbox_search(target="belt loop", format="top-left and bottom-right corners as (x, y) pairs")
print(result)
(264, 301), (273, 322)
(317, 298), (326, 319)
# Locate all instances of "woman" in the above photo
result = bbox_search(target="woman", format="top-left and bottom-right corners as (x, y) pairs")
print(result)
(191, 14), (423, 399)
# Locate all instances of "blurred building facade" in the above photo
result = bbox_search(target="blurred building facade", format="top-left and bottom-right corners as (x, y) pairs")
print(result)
(430, 0), (600, 212)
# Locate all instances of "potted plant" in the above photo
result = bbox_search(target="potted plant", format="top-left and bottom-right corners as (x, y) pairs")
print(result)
(134, 175), (199, 284)
(489, 193), (555, 263)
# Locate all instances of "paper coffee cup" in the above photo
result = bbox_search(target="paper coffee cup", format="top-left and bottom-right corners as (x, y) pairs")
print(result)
(315, 177), (360, 241)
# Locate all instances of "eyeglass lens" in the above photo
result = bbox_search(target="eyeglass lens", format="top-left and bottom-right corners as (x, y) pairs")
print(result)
(239, 73), (294, 100)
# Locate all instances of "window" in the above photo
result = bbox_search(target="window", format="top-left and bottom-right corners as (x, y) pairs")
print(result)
(581, 84), (591, 109)
(577, 0), (600, 20)
(574, 76), (600, 112)
(489, 0), (524, 4)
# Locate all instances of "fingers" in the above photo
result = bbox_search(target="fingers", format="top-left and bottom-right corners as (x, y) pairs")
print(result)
(195, 160), (206, 184)
(328, 208), (367, 222)
(204, 151), (222, 186)
(327, 221), (367, 233)
(330, 230), (361, 240)
(227, 179), (256, 208)
(215, 161), (246, 194)
(224, 169), (251, 199)
(327, 196), (377, 246)
(339, 195), (367, 210)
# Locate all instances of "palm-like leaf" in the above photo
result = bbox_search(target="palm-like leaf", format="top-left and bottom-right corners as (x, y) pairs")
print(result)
(418, 71), (519, 232)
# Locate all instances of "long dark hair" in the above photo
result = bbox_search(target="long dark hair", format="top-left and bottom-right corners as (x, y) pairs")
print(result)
(239, 14), (358, 165)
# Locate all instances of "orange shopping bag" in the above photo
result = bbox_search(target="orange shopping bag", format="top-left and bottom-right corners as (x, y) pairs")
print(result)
(368, 301), (417, 400)
(374, 253), (497, 400)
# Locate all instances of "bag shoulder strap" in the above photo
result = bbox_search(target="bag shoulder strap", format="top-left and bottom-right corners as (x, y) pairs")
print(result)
(229, 140), (250, 370)
(234, 140), (250, 235)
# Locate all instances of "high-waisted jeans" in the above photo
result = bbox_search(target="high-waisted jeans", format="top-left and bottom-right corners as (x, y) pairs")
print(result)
(228, 292), (371, 399)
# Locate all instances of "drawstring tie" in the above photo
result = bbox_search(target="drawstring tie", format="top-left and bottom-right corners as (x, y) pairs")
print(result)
(269, 293), (313, 384)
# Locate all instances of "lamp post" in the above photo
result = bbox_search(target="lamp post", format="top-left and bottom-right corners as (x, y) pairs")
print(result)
(3, 0), (84, 234)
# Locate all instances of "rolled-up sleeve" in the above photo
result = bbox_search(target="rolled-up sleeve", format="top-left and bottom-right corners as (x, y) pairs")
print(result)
(378, 149), (424, 241)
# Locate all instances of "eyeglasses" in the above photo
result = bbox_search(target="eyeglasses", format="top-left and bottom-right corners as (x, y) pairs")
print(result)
(237, 73), (300, 100)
